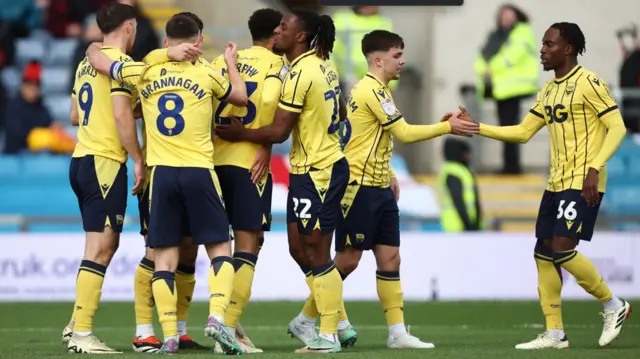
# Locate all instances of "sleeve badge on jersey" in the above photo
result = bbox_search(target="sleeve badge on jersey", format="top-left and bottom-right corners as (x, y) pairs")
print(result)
(278, 64), (290, 81)
(380, 98), (397, 116)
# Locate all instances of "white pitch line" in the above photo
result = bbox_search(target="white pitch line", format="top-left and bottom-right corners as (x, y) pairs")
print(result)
(0, 323), (638, 333)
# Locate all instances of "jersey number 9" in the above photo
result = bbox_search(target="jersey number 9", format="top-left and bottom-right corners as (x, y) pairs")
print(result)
(325, 86), (341, 134)
(215, 81), (259, 125)
(157, 93), (185, 136)
(78, 82), (93, 126)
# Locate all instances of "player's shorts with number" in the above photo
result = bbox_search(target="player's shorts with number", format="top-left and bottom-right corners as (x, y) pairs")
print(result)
(335, 185), (399, 251)
(215, 165), (273, 232)
(147, 166), (229, 247)
(287, 158), (349, 236)
(535, 189), (604, 241)
(69, 155), (128, 233)
(137, 167), (152, 236)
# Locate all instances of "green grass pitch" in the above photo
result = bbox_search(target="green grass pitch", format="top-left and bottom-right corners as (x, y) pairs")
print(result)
(0, 301), (637, 358)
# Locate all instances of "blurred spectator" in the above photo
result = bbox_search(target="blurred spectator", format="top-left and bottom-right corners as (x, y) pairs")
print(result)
(46, 0), (109, 38)
(117, 0), (159, 61)
(438, 139), (482, 232)
(68, 14), (102, 93)
(0, 0), (47, 32)
(3, 61), (65, 154)
(333, 6), (393, 93)
(474, 4), (538, 174)
(280, 0), (321, 12)
(618, 26), (640, 133)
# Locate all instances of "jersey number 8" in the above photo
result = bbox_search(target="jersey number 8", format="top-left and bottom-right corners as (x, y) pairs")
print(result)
(325, 86), (341, 134)
(215, 81), (259, 125)
(157, 93), (185, 136)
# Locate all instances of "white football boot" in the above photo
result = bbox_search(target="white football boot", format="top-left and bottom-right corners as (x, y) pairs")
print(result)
(599, 299), (632, 347)
(515, 332), (569, 350)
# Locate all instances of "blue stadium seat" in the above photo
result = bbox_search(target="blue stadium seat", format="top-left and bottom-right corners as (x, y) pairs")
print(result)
(0, 156), (21, 181)
(45, 39), (79, 66)
(44, 95), (72, 121)
(15, 38), (46, 65)
(20, 154), (71, 180)
(606, 156), (626, 178)
(627, 156), (640, 179)
(604, 185), (640, 215)
(1, 67), (21, 95)
(41, 67), (71, 94)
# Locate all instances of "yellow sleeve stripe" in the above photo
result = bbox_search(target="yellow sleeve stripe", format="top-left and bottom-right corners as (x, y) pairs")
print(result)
(111, 88), (131, 95)
(598, 105), (619, 118)
(529, 109), (544, 119)
(382, 114), (403, 127)
(279, 101), (303, 113)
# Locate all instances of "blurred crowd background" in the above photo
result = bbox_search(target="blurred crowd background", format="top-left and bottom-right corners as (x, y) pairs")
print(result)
(0, 0), (639, 234)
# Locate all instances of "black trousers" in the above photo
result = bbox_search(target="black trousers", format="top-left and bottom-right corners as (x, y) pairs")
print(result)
(496, 97), (524, 174)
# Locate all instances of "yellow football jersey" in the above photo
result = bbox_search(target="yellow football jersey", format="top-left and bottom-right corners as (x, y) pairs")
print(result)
(114, 60), (231, 168)
(530, 66), (621, 193)
(211, 46), (288, 169)
(345, 73), (403, 188)
(71, 47), (137, 163)
(279, 50), (344, 174)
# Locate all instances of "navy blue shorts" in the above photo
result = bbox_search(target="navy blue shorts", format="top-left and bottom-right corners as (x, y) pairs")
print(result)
(147, 166), (229, 247)
(215, 165), (272, 232)
(137, 167), (152, 236)
(335, 185), (399, 251)
(535, 189), (603, 241)
(69, 155), (127, 233)
(287, 158), (349, 236)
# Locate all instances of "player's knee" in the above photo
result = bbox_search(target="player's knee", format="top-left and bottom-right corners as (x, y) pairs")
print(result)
(154, 246), (180, 272)
(144, 246), (154, 261)
(203, 240), (231, 261)
(84, 231), (120, 266)
(335, 250), (362, 276)
(178, 243), (198, 266)
(374, 245), (400, 272)
(233, 230), (260, 255)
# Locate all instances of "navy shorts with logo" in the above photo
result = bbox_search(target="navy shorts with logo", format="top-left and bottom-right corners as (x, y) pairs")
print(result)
(287, 158), (349, 235)
(147, 166), (229, 247)
(215, 165), (273, 232)
(69, 155), (127, 233)
(535, 189), (604, 241)
(335, 185), (400, 251)
(137, 167), (152, 236)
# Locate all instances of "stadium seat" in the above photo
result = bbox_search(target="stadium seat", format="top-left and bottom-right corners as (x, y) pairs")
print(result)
(15, 38), (46, 65)
(1, 67), (21, 95)
(45, 39), (79, 66)
(606, 156), (626, 178)
(20, 154), (71, 180)
(605, 185), (640, 215)
(0, 156), (21, 180)
(41, 67), (72, 94)
(627, 156), (640, 179)
(44, 95), (72, 121)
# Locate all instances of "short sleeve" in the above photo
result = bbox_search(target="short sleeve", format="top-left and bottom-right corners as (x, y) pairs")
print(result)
(207, 66), (231, 101)
(369, 87), (403, 130)
(266, 58), (289, 83)
(279, 68), (311, 113)
(142, 49), (169, 65)
(210, 55), (226, 75)
(111, 61), (146, 89)
(583, 75), (620, 119)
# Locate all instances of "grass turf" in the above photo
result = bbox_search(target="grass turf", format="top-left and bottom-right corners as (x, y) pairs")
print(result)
(0, 300), (637, 358)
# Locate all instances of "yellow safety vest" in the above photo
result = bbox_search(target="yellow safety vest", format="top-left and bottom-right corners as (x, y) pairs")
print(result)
(333, 11), (394, 87)
(438, 162), (480, 232)
(474, 23), (539, 101)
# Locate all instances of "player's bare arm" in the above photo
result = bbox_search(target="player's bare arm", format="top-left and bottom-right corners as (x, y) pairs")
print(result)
(222, 42), (249, 106)
(216, 108), (297, 145)
(458, 106), (544, 143)
(69, 96), (79, 126)
(339, 94), (348, 122)
(112, 95), (145, 195)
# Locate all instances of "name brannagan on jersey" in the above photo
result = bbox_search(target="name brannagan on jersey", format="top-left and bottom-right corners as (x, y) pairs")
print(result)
(212, 46), (288, 169)
(109, 58), (231, 169)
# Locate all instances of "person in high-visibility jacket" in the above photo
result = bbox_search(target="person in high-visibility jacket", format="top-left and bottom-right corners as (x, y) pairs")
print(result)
(439, 139), (482, 232)
(474, 4), (538, 174)
(333, 6), (394, 93)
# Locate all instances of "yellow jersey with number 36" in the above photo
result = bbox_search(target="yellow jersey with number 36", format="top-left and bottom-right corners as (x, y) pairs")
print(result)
(71, 47), (137, 163)
(279, 49), (344, 174)
(211, 46), (288, 169)
(112, 60), (231, 168)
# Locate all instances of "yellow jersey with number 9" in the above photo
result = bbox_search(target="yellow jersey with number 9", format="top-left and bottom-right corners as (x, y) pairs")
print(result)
(71, 47), (137, 163)
(279, 49), (344, 174)
(113, 60), (231, 168)
(211, 46), (288, 169)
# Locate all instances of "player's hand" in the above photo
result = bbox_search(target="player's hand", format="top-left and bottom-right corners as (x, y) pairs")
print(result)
(250, 146), (271, 184)
(224, 42), (238, 64)
(133, 101), (143, 120)
(457, 106), (477, 123)
(132, 161), (146, 195)
(86, 42), (103, 56)
(214, 116), (245, 142)
(582, 168), (600, 207)
(448, 111), (479, 137)
(390, 177), (400, 202)
(167, 43), (201, 62)
(439, 112), (453, 122)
